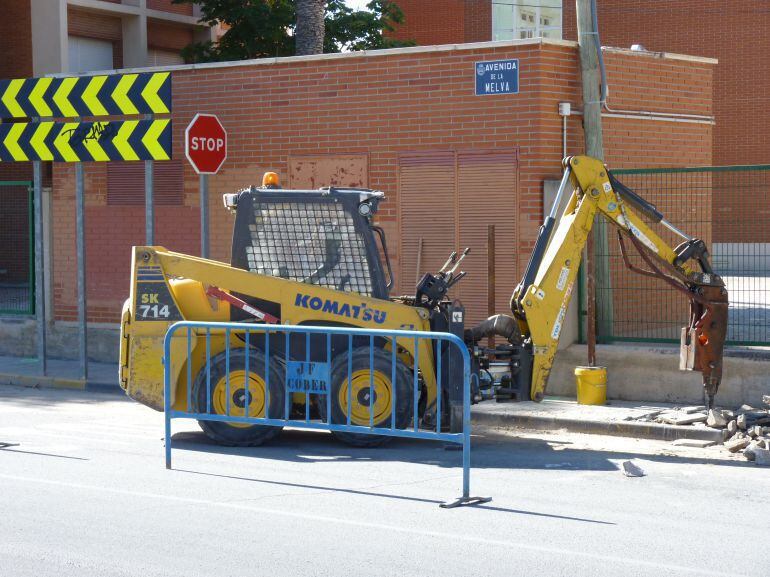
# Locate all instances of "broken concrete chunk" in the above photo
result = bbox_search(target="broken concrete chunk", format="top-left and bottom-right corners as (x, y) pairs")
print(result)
(672, 439), (716, 448)
(762, 394), (770, 407)
(750, 425), (764, 438)
(727, 420), (738, 435)
(725, 437), (751, 453)
(755, 448), (770, 467)
(737, 404), (755, 415)
(634, 410), (662, 421)
(682, 405), (706, 414)
(737, 414), (748, 430)
(655, 411), (680, 424)
(671, 413), (707, 426)
(621, 460), (645, 477)
(707, 409), (728, 428)
(722, 409), (735, 420)
(744, 442), (761, 461)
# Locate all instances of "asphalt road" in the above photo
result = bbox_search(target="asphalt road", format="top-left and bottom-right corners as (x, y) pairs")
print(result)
(1, 385), (767, 577)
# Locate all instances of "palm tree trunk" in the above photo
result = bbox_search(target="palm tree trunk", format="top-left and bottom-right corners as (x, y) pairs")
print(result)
(295, 0), (326, 55)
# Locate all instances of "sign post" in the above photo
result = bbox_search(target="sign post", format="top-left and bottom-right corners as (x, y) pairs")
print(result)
(33, 160), (46, 375)
(185, 114), (227, 259)
(0, 71), (172, 380)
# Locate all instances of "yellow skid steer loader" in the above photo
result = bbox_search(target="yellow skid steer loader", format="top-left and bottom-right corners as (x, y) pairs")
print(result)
(120, 157), (728, 446)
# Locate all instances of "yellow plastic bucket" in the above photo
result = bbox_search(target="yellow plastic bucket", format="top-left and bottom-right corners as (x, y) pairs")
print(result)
(574, 366), (607, 405)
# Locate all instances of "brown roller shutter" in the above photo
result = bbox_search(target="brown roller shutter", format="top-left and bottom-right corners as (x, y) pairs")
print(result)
(457, 150), (518, 324)
(398, 152), (456, 295)
(398, 149), (518, 324)
(107, 161), (184, 206)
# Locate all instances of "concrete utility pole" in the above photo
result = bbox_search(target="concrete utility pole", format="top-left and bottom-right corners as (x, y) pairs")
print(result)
(576, 0), (610, 365)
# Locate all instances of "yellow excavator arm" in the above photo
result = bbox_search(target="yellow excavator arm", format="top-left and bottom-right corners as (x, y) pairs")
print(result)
(509, 156), (728, 407)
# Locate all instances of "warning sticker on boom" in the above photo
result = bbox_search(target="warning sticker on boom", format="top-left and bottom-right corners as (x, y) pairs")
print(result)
(550, 280), (574, 340)
(556, 266), (570, 291)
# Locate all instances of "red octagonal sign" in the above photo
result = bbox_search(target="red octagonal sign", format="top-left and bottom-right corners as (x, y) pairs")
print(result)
(185, 113), (227, 175)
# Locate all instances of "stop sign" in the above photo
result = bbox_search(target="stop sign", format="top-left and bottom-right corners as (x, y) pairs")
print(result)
(185, 113), (227, 175)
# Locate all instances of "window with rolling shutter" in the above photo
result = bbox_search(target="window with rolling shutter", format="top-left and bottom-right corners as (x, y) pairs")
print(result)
(398, 150), (518, 324)
(457, 150), (518, 324)
(398, 152), (456, 295)
(107, 161), (184, 206)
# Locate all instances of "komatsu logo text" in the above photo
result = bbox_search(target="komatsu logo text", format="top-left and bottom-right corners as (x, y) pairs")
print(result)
(295, 294), (387, 324)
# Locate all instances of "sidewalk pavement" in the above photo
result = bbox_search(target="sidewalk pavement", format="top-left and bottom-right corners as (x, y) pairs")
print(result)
(0, 354), (723, 443)
(0, 355), (118, 392)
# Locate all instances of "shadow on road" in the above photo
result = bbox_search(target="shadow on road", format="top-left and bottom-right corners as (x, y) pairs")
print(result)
(173, 466), (615, 525)
(169, 427), (754, 475)
(0, 445), (89, 460)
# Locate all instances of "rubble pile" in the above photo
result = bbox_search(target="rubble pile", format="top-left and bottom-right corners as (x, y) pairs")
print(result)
(633, 395), (770, 464)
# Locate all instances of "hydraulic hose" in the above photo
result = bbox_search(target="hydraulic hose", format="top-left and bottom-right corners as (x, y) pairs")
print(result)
(466, 314), (522, 345)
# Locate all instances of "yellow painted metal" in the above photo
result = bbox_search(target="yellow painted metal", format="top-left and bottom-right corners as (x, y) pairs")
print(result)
(168, 278), (229, 321)
(518, 155), (696, 401)
(121, 246), (438, 417)
(211, 370), (267, 428)
(574, 366), (607, 405)
(338, 369), (393, 425)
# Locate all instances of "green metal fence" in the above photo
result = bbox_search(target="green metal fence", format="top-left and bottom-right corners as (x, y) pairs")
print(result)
(580, 165), (770, 347)
(0, 180), (34, 315)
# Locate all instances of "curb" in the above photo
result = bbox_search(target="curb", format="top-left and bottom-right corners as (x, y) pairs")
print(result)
(0, 372), (85, 391)
(472, 410), (725, 443)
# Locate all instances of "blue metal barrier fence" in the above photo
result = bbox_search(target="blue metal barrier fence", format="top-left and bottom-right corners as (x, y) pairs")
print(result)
(163, 321), (491, 508)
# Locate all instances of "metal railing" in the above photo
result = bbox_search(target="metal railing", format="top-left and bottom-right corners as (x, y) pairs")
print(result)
(580, 165), (770, 346)
(0, 181), (34, 316)
(163, 321), (491, 508)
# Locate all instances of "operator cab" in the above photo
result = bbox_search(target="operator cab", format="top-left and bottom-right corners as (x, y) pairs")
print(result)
(223, 173), (393, 321)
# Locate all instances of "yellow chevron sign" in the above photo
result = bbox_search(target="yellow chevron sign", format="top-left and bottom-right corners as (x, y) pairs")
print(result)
(0, 119), (171, 162)
(0, 72), (171, 119)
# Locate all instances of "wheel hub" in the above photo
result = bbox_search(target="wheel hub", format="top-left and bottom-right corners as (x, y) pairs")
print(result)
(356, 387), (378, 406)
(232, 388), (253, 409)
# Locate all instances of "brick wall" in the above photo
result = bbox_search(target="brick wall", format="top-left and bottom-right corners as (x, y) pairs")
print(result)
(562, 0), (768, 166)
(49, 41), (713, 324)
(0, 0), (32, 79)
(390, 0), (492, 44)
(464, 0), (492, 43)
(51, 162), (200, 323)
(390, 0), (468, 44)
(562, 0), (767, 242)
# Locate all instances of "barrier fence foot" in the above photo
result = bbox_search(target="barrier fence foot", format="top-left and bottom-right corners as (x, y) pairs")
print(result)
(440, 495), (492, 509)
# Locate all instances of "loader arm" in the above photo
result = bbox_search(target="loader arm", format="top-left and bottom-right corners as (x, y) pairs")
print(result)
(510, 155), (728, 407)
(121, 246), (439, 412)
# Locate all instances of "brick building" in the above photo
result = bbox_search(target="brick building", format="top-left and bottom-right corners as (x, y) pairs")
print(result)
(390, 1), (770, 341)
(0, 0), (213, 79)
(21, 39), (711, 361)
(392, 0), (769, 169)
(0, 0), (211, 327)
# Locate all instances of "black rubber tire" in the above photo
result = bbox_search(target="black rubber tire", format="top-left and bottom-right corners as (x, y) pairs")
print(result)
(319, 346), (414, 447)
(192, 348), (285, 446)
